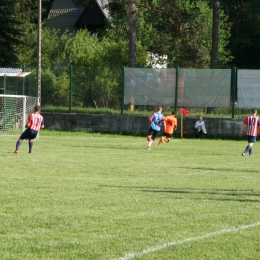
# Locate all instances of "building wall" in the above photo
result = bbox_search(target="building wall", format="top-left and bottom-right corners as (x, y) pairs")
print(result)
(42, 113), (243, 137)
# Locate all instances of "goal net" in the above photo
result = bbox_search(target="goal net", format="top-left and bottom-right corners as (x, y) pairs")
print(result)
(0, 94), (38, 136)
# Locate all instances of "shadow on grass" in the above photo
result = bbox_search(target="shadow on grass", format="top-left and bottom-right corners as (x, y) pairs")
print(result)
(176, 166), (260, 173)
(100, 185), (260, 202)
(140, 189), (260, 203)
(61, 143), (151, 150)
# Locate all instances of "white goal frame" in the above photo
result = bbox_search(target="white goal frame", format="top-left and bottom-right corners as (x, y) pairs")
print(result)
(0, 94), (39, 136)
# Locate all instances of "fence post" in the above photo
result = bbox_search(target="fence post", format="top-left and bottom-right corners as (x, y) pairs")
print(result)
(69, 65), (73, 113)
(174, 66), (179, 112)
(121, 66), (125, 115)
(231, 67), (237, 118)
(4, 75), (6, 94)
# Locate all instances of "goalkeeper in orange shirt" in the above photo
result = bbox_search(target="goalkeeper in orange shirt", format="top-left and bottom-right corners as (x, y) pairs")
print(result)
(158, 111), (177, 146)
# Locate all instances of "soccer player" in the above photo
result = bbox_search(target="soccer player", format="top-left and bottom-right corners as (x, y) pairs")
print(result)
(158, 111), (177, 146)
(147, 106), (164, 150)
(14, 105), (44, 154)
(239, 108), (260, 156)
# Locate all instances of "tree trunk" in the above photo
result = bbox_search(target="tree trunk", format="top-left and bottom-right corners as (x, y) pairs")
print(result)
(128, 0), (136, 67)
(210, 0), (219, 69)
(208, 0), (219, 114)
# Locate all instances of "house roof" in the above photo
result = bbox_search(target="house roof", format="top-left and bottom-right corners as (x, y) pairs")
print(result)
(45, 0), (109, 35)
(96, 0), (109, 19)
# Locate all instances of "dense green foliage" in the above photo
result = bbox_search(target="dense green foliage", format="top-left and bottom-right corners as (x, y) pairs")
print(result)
(227, 0), (260, 68)
(1, 133), (260, 259)
(0, 0), (23, 66)
(1, 0), (259, 69)
(0, 0), (259, 108)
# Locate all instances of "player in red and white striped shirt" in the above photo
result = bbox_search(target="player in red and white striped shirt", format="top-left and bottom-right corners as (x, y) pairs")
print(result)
(239, 108), (260, 156)
(14, 105), (44, 154)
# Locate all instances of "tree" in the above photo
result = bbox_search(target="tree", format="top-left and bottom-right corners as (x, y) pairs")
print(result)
(13, 0), (56, 66)
(210, 0), (219, 69)
(63, 29), (148, 108)
(227, 0), (260, 68)
(0, 0), (23, 66)
(208, 0), (220, 114)
(128, 0), (136, 67)
(16, 25), (68, 69)
(0, 0), (54, 66)
(107, 0), (232, 68)
(166, 0), (212, 68)
(15, 0), (53, 24)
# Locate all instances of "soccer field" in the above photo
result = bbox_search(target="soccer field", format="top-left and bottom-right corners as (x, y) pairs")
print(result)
(1, 131), (260, 260)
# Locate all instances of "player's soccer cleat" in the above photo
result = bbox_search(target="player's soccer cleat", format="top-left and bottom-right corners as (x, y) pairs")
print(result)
(147, 147), (150, 150)
(249, 153), (253, 156)
(14, 150), (18, 154)
(242, 152), (246, 156)
(164, 137), (169, 143)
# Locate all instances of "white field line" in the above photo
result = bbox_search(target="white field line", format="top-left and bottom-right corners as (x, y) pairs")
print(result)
(116, 221), (260, 260)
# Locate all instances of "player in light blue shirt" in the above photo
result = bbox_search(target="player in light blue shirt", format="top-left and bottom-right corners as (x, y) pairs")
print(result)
(147, 106), (165, 150)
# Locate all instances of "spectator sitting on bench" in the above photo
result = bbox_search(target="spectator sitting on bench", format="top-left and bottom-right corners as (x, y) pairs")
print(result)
(195, 116), (207, 139)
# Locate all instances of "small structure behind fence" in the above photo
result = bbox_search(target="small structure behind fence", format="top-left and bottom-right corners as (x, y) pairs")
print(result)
(0, 68), (38, 135)
(0, 68), (37, 96)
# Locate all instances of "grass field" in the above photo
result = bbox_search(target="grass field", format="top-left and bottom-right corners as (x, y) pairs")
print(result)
(1, 131), (260, 260)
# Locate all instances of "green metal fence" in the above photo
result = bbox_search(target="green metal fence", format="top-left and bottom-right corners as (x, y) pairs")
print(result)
(18, 65), (260, 118)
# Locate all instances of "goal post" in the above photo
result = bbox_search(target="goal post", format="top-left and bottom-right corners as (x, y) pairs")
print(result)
(0, 94), (38, 136)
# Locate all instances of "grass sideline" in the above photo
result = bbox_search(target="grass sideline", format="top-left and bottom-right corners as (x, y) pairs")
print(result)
(1, 131), (260, 259)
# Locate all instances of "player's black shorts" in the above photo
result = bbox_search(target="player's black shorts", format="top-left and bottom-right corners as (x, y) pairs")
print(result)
(147, 127), (160, 140)
(163, 132), (172, 138)
(248, 135), (256, 143)
(20, 128), (38, 140)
